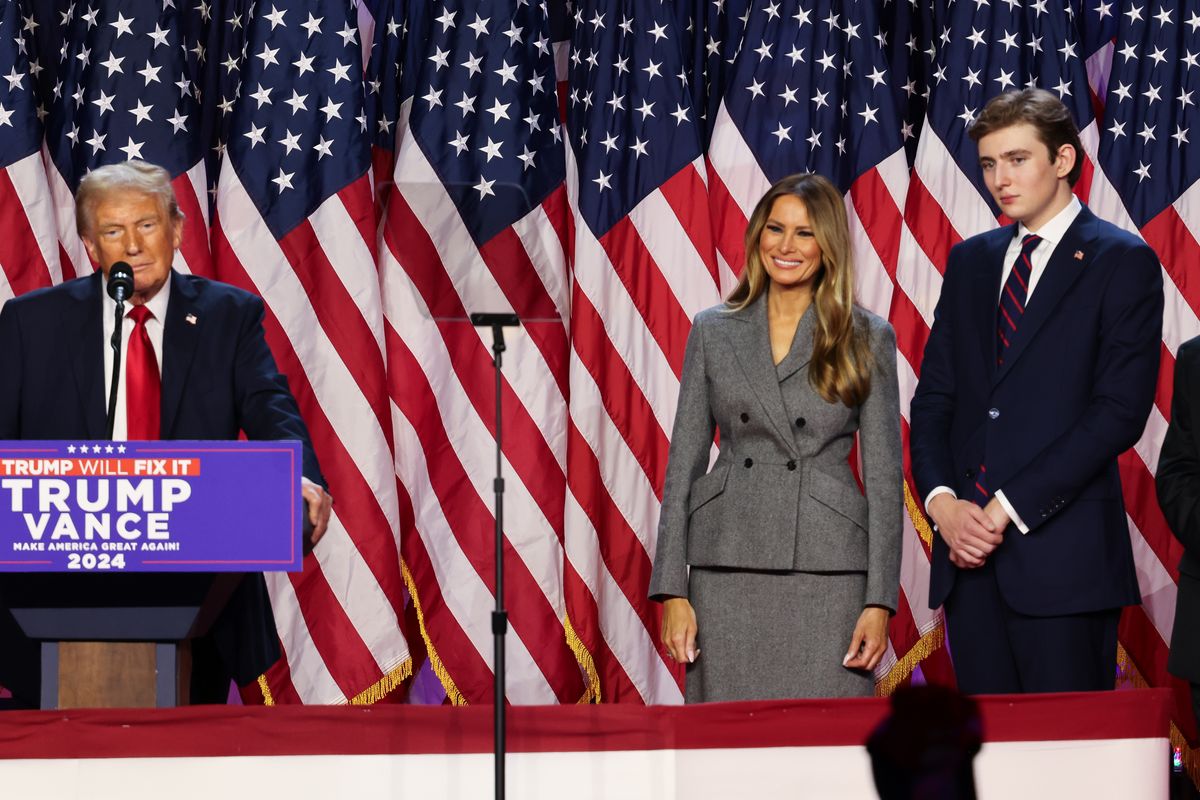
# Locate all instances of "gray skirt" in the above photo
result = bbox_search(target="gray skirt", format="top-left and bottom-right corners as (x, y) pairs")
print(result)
(685, 567), (874, 703)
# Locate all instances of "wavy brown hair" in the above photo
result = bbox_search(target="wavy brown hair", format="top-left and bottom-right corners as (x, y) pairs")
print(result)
(726, 173), (872, 407)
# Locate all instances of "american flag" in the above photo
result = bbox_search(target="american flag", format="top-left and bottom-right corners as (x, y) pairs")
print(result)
(1, 0), (1198, 773)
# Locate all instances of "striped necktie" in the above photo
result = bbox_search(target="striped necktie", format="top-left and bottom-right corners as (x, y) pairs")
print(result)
(996, 233), (1042, 366)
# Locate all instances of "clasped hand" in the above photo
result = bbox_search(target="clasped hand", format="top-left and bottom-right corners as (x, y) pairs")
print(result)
(928, 494), (1007, 568)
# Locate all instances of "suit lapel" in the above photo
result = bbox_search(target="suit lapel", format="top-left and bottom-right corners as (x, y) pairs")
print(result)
(993, 209), (1096, 385)
(160, 271), (201, 438)
(71, 272), (107, 437)
(973, 225), (1015, 376)
(722, 293), (800, 456)
(774, 303), (816, 381)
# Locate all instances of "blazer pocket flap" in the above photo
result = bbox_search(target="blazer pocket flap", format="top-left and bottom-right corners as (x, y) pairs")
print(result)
(688, 464), (729, 514)
(807, 468), (868, 528)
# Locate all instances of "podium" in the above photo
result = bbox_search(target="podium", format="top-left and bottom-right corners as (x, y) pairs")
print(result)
(0, 440), (305, 709)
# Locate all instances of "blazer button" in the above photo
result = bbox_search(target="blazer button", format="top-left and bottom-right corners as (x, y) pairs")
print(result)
(740, 412), (749, 423)
(988, 408), (1000, 419)
(786, 460), (797, 471)
(965, 468), (975, 478)
(795, 417), (806, 428)
(744, 458), (753, 468)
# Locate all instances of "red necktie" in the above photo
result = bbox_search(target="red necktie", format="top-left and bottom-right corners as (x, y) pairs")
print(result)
(125, 305), (161, 440)
(995, 233), (1042, 366)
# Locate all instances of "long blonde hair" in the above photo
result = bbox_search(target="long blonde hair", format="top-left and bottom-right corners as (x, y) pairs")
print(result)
(726, 173), (872, 406)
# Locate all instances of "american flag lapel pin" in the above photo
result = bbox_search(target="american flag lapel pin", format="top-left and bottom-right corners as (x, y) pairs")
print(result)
(185, 313), (198, 325)
(1074, 250), (1084, 260)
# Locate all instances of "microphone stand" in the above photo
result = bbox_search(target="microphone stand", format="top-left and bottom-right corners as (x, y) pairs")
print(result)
(469, 311), (520, 800)
(105, 298), (126, 440)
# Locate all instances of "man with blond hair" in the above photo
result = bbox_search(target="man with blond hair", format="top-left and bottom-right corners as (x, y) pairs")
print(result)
(0, 160), (331, 706)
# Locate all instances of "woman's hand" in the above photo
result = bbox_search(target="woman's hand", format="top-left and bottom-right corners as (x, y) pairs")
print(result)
(661, 597), (699, 663)
(843, 606), (889, 671)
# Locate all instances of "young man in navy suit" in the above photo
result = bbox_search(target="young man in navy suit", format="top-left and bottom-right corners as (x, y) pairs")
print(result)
(0, 160), (333, 706)
(910, 90), (1163, 694)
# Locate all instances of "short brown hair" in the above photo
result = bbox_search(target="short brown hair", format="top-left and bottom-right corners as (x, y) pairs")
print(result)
(969, 89), (1084, 187)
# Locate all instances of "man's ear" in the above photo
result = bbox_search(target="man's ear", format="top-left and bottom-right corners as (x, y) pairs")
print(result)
(1055, 143), (1077, 180)
(171, 217), (183, 250)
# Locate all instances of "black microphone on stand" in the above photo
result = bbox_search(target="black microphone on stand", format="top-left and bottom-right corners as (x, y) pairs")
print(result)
(105, 262), (135, 440)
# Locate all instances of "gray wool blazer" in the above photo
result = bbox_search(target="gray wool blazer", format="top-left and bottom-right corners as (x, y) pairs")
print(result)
(648, 293), (903, 611)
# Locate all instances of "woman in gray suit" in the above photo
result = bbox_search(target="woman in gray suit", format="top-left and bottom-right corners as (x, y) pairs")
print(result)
(649, 173), (903, 701)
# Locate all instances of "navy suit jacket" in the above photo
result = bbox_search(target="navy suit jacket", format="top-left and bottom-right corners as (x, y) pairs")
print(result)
(910, 205), (1162, 616)
(0, 269), (323, 696)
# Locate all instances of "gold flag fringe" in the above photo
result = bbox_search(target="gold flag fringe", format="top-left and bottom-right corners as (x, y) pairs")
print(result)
(350, 658), (413, 705)
(903, 480), (934, 549)
(401, 558), (467, 705)
(564, 613), (602, 703)
(875, 622), (945, 697)
(256, 674), (275, 706)
(1116, 643), (1200, 792)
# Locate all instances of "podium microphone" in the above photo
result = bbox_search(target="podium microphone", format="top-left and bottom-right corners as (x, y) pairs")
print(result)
(106, 261), (134, 303)
(105, 262), (135, 439)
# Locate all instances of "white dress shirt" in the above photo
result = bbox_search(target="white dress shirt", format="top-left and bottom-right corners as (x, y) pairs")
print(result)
(926, 195), (1083, 534)
(101, 277), (169, 441)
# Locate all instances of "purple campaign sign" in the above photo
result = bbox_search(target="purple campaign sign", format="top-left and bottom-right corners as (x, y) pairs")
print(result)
(0, 440), (302, 572)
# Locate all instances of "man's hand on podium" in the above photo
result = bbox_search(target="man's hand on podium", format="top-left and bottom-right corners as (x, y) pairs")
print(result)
(301, 480), (333, 551)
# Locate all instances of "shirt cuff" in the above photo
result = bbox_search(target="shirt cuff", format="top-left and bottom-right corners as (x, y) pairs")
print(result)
(924, 486), (957, 509)
(993, 490), (1029, 534)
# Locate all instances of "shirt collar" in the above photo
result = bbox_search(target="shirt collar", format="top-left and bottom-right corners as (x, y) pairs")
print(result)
(1016, 194), (1081, 248)
(102, 270), (172, 321)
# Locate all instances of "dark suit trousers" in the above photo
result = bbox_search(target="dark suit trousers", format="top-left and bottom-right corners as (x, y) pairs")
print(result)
(944, 559), (1120, 694)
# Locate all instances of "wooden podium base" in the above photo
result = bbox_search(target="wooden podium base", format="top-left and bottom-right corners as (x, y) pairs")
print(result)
(41, 641), (190, 709)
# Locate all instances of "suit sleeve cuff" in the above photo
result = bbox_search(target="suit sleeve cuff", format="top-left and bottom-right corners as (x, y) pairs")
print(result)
(994, 490), (1029, 534)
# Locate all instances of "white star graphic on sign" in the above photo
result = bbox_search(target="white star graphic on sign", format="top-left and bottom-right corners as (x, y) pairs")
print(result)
(301, 13), (323, 37)
(480, 138), (503, 161)
(448, 131), (469, 154)
(273, 169), (295, 192)
(474, 177), (496, 198)
(293, 52), (315, 75)
(468, 13), (489, 37)
(243, 123), (266, 147)
(105, 445), (114, 454)
(117, 445), (126, 454)
(285, 89), (309, 114)
(249, 85), (272, 107)
(119, 137), (145, 160)
(129, 100), (153, 124)
(314, 136), (333, 160)
(257, 43), (280, 68)
(278, 129), (302, 154)
(85, 131), (106, 153)
(487, 98), (511, 122)
(327, 59), (351, 83)
(264, 6), (286, 29)
(494, 60), (518, 85)
(772, 123), (792, 143)
(593, 171), (612, 192)
(110, 12), (135, 37)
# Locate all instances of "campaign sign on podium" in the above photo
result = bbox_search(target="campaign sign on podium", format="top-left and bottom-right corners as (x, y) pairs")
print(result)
(0, 440), (302, 573)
